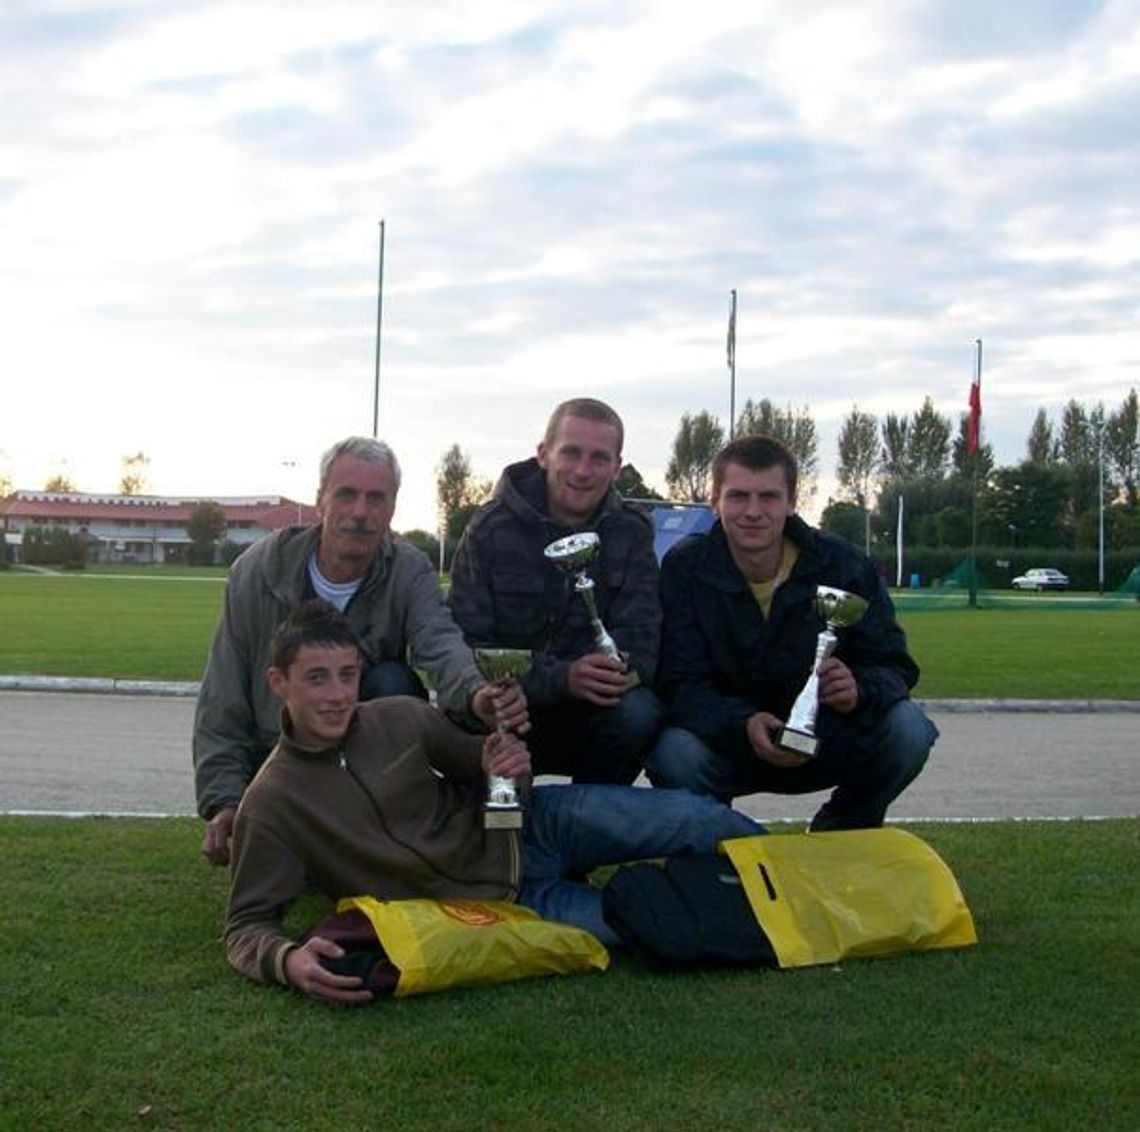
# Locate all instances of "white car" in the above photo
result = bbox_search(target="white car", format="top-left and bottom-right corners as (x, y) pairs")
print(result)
(1012, 567), (1070, 591)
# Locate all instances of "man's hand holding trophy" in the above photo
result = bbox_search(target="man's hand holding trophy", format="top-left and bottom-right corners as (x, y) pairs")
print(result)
(544, 532), (639, 707)
(775, 585), (868, 759)
(473, 648), (532, 830)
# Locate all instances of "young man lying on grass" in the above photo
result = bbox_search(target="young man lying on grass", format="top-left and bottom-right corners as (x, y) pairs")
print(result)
(225, 600), (763, 1003)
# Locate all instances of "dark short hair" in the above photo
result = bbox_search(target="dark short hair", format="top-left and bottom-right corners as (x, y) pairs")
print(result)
(543, 398), (624, 456)
(270, 600), (362, 672)
(711, 434), (799, 505)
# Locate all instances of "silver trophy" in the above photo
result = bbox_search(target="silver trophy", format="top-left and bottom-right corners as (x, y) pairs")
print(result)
(776, 585), (868, 758)
(543, 532), (622, 661)
(473, 647), (531, 830)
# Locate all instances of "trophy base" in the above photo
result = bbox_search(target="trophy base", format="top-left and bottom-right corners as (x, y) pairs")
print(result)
(483, 805), (524, 830)
(776, 726), (819, 758)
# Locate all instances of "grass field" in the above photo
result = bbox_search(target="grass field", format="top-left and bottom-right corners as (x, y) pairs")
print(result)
(1, 815), (1135, 1130)
(0, 572), (223, 681)
(1, 570), (1137, 698)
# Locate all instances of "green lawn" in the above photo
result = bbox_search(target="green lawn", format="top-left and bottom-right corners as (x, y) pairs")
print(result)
(0, 572), (223, 680)
(1, 571), (1137, 697)
(904, 606), (1140, 699)
(1, 816), (1135, 1129)
(82, 563), (229, 578)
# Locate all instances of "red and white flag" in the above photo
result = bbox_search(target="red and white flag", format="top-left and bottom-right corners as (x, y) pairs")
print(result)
(967, 339), (982, 455)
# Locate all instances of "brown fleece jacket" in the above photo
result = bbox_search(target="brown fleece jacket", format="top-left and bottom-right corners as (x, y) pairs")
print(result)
(224, 696), (522, 986)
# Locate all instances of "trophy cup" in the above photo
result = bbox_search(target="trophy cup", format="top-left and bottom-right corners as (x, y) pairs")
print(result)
(473, 647), (531, 830)
(776, 585), (868, 758)
(543, 532), (622, 661)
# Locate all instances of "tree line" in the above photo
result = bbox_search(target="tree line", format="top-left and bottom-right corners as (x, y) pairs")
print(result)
(428, 390), (1139, 566)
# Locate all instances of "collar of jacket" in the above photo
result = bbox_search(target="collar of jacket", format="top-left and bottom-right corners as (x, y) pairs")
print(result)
(693, 513), (821, 592)
(494, 456), (626, 532)
(273, 706), (362, 765)
(260, 523), (398, 606)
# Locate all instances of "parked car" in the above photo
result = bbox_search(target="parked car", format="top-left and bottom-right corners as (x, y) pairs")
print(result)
(1012, 567), (1070, 591)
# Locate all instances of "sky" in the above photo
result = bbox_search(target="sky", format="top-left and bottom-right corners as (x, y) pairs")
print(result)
(2, 0), (1138, 532)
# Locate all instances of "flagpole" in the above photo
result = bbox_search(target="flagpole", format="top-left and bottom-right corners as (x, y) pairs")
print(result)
(968, 338), (982, 609)
(896, 493), (904, 588)
(727, 289), (737, 439)
(372, 219), (386, 439)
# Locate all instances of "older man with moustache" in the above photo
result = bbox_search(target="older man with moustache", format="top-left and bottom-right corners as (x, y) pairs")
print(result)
(193, 436), (524, 866)
(448, 398), (663, 785)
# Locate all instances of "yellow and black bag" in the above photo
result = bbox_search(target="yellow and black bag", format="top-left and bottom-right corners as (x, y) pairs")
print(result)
(603, 828), (977, 970)
(721, 828), (977, 967)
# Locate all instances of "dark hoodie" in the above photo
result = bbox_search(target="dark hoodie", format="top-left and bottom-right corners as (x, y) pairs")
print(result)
(448, 457), (661, 709)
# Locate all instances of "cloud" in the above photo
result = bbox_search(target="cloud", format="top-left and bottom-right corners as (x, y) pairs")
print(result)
(0, 0), (1137, 528)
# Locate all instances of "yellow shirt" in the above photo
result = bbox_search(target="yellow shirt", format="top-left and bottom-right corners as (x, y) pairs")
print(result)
(748, 538), (800, 617)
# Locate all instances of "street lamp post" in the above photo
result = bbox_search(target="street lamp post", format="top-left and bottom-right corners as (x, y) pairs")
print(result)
(1097, 422), (1105, 595)
(282, 459), (303, 526)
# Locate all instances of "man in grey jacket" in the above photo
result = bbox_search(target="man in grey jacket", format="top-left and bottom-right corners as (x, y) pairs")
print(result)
(194, 436), (525, 866)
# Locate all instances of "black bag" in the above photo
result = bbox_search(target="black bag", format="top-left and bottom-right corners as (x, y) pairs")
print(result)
(602, 854), (778, 971)
(302, 908), (401, 997)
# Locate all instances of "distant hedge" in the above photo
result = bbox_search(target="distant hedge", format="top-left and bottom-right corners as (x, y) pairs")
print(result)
(20, 526), (88, 568)
(869, 545), (1140, 591)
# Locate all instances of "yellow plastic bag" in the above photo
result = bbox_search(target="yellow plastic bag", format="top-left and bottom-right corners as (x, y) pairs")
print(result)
(337, 896), (609, 998)
(721, 829), (977, 969)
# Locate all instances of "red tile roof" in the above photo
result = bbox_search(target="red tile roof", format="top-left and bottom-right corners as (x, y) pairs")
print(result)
(0, 492), (318, 532)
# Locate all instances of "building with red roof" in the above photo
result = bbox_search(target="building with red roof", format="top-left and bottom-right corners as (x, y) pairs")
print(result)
(0, 490), (319, 565)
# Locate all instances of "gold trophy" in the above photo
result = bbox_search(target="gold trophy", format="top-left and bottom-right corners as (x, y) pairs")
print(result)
(776, 585), (868, 758)
(543, 532), (621, 661)
(473, 647), (531, 830)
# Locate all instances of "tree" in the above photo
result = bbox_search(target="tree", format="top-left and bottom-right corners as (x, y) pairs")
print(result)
(435, 444), (491, 569)
(666, 411), (724, 502)
(834, 406), (878, 552)
(22, 526), (87, 568)
(836, 406), (878, 504)
(880, 414), (910, 481)
(873, 401), (959, 550)
(950, 414), (994, 483)
(399, 528), (441, 566)
(44, 474), (75, 493)
(120, 451), (150, 496)
(979, 464), (1071, 549)
(906, 397), (951, 481)
(615, 463), (664, 500)
(1058, 400), (1094, 466)
(187, 501), (227, 565)
(818, 499), (867, 546)
(933, 506), (971, 548)
(0, 470), (11, 499)
(1025, 409), (1056, 466)
(1104, 388), (1138, 506)
(436, 444), (474, 532)
(734, 398), (818, 501)
(1057, 399), (1102, 536)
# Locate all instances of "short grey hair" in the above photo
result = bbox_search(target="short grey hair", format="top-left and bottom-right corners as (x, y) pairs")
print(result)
(318, 437), (402, 496)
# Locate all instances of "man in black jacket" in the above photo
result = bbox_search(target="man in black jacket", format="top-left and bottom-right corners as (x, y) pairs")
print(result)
(449, 398), (664, 784)
(647, 435), (935, 829)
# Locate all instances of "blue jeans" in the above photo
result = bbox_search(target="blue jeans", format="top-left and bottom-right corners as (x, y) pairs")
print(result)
(645, 699), (937, 830)
(525, 685), (665, 785)
(358, 661), (429, 703)
(516, 784), (763, 946)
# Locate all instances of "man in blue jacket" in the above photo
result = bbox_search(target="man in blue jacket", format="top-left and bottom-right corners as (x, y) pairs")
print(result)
(647, 434), (935, 829)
